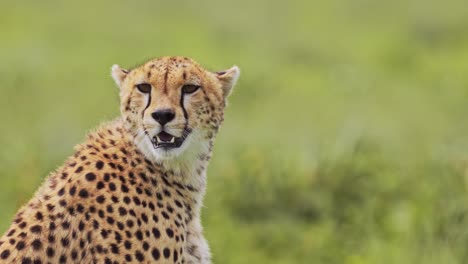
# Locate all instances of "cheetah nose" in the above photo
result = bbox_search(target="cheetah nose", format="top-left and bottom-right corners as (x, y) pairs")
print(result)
(151, 109), (175, 126)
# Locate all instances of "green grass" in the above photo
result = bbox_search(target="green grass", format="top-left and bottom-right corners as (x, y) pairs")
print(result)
(2, 0), (468, 263)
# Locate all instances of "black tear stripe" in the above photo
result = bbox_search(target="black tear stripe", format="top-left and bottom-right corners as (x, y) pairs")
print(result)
(142, 92), (152, 119)
(180, 92), (191, 136)
(180, 93), (189, 122)
(179, 87), (204, 134)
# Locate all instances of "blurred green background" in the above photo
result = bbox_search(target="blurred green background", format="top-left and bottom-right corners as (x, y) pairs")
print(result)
(2, 0), (468, 263)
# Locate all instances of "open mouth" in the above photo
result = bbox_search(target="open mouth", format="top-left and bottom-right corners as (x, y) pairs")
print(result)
(151, 131), (185, 149)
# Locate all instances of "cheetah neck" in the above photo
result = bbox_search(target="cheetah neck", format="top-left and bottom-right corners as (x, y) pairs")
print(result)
(121, 119), (214, 199)
(156, 138), (213, 196)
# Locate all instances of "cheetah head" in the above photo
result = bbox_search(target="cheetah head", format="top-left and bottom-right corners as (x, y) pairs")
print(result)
(111, 56), (239, 163)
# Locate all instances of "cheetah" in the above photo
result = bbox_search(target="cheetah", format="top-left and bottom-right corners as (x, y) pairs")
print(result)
(0, 56), (240, 264)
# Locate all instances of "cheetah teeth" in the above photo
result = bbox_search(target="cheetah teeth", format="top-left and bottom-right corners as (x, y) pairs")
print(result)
(154, 136), (175, 143)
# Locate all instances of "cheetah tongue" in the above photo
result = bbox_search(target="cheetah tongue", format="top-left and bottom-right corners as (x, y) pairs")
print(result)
(156, 131), (175, 143)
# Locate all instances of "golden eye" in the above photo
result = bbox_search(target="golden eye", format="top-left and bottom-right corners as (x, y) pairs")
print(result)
(136, 83), (152, 93)
(182, 84), (200, 94)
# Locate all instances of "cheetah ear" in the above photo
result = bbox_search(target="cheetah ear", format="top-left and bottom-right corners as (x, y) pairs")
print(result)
(215, 66), (240, 98)
(111, 64), (129, 88)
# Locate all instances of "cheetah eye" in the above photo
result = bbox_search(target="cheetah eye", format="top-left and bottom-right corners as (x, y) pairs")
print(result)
(136, 83), (152, 93)
(182, 84), (200, 94)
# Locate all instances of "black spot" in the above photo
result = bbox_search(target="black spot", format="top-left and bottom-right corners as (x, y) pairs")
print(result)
(123, 196), (131, 204)
(96, 195), (105, 203)
(166, 228), (174, 238)
(121, 184), (129, 193)
(135, 230), (143, 240)
(133, 196), (141, 205)
(61, 237), (70, 247)
(96, 181), (105, 189)
(124, 240), (132, 249)
(111, 243), (119, 254)
(139, 173), (148, 182)
(78, 221), (85, 231)
(101, 229), (109, 239)
(30, 225), (42, 234)
(135, 250), (145, 261)
(109, 183), (116, 191)
(35, 212), (43, 220)
(152, 248), (160, 260)
(96, 244), (103, 253)
(69, 186), (76, 196)
(125, 254), (132, 261)
(0, 249), (10, 259)
(78, 189), (89, 198)
(167, 205), (174, 213)
(85, 172), (96, 181)
(117, 221), (125, 231)
(96, 161), (104, 170)
(162, 211), (170, 220)
(118, 207), (127, 216)
(68, 250), (77, 261)
(58, 188), (65, 196)
(129, 209), (136, 217)
(174, 250), (179, 262)
(46, 247), (55, 257)
(59, 255), (67, 263)
(163, 248), (171, 258)
(22, 257), (32, 264)
(61, 221), (70, 229)
(143, 241), (149, 251)
(119, 175), (127, 183)
(93, 220), (99, 229)
(152, 227), (161, 238)
(141, 213), (148, 223)
(16, 241), (25, 250)
(107, 216), (115, 225)
(59, 199), (67, 207)
(31, 239), (42, 250)
(75, 166), (83, 173)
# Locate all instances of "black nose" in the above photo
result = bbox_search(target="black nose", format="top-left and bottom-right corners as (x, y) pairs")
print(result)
(151, 109), (175, 126)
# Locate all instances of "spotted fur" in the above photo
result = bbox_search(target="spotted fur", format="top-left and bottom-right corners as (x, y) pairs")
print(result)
(0, 56), (240, 263)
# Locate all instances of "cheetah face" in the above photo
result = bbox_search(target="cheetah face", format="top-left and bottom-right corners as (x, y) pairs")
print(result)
(111, 57), (239, 162)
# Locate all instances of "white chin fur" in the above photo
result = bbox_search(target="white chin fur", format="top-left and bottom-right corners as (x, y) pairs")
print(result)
(134, 128), (209, 173)
(151, 139), (191, 161)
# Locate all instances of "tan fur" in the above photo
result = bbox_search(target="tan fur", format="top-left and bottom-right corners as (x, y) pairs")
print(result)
(0, 56), (239, 264)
